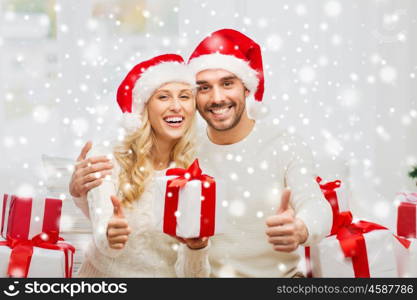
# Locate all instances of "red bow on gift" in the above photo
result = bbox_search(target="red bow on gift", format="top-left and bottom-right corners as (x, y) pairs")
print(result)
(398, 192), (417, 203)
(336, 219), (387, 278)
(316, 177), (342, 235)
(0, 231), (75, 278)
(166, 159), (209, 187)
(164, 159), (216, 237)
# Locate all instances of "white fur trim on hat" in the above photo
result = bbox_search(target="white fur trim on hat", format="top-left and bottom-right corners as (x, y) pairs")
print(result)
(131, 62), (195, 115)
(188, 53), (259, 98)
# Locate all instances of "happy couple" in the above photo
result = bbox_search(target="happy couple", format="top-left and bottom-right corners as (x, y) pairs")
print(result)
(69, 28), (332, 278)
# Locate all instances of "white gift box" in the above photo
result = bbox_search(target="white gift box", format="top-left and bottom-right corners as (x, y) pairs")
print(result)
(153, 175), (225, 238)
(0, 237), (73, 278)
(394, 238), (417, 278)
(310, 229), (398, 277)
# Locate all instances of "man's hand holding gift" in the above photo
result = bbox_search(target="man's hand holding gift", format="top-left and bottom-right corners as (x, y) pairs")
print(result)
(70, 141), (114, 198)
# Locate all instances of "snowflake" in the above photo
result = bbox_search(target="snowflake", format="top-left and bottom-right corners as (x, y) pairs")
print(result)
(277, 263), (287, 272)
(16, 184), (34, 197)
(372, 201), (390, 218)
(295, 4), (307, 16)
(376, 126), (391, 141)
(33, 105), (50, 123)
(218, 265), (237, 277)
(266, 34), (283, 52)
(229, 200), (246, 217)
(71, 118), (89, 136)
(339, 88), (360, 108)
(299, 66), (316, 83)
(324, 1), (342, 18)
(229, 173), (238, 181)
(379, 66), (397, 83)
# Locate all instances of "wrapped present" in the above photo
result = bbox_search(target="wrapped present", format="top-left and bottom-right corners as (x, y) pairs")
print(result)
(0, 232), (75, 278)
(153, 159), (224, 238)
(304, 178), (351, 277)
(395, 192), (417, 238)
(309, 213), (398, 277)
(1, 194), (62, 240)
(316, 177), (349, 235)
(393, 237), (417, 277)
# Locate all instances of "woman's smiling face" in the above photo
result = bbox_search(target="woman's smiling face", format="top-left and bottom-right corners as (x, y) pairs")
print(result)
(147, 82), (195, 143)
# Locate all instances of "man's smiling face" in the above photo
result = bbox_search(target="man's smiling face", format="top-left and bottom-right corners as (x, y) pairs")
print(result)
(195, 69), (249, 131)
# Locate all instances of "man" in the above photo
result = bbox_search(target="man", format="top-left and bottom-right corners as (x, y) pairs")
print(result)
(70, 29), (332, 277)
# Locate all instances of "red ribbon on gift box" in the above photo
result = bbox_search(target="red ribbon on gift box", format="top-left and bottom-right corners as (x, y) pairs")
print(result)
(0, 231), (75, 278)
(307, 210), (402, 278)
(316, 177), (342, 235)
(397, 192), (417, 238)
(335, 215), (387, 278)
(305, 177), (343, 277)
(163, 159), (216, 238)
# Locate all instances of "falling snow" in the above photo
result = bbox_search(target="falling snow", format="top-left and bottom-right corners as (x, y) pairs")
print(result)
(1, 0), (416, 277)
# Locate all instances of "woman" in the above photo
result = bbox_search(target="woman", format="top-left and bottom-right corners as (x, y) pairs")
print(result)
(75, 54), (210, 277)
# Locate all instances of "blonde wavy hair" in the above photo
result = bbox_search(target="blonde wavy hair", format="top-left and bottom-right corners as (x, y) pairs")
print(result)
(113, 94), (196, 207)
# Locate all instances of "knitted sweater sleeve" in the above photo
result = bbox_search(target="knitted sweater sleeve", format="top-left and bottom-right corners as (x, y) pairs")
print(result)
(283, 135), (333, 246)
(86, 146), (124, 258)
(175, 240), (211, 277)
(72, 195), (89, 219)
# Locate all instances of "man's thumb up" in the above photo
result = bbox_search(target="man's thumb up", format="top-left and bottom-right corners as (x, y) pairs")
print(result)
(277, 188), (292, 214)
(265, 187), (308, 253)
(111, 195), (125, 218)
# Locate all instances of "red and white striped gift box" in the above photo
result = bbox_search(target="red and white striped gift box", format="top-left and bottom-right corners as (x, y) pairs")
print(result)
(1, 194), (62, 240)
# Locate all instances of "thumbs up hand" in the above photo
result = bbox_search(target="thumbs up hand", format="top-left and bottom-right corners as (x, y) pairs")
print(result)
(265, 188), (308, 252)
(106, 195), (131, 250)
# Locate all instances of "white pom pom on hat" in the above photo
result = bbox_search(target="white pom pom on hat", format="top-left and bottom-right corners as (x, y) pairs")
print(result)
(188, 28), (268, 120)
(117, 54), (195, 133)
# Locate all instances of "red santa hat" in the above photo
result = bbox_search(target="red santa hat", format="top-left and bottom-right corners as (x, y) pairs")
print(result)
(188, 29), (267, 119)
(117, 54), (195, 132)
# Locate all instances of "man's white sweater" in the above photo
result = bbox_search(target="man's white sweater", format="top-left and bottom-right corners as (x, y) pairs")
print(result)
(196, 120), (332, 277)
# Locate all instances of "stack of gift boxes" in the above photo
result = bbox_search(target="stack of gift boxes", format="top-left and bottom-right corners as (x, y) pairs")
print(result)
(0, 194), (75, 278)
(305, 178), (417, 277)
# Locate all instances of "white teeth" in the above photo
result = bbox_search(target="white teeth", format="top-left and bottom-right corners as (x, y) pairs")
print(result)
(211, 107), (230, 115)
(164, 116), (183, 123)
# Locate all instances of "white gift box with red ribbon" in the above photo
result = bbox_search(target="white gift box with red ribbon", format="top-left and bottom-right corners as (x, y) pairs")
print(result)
(153, 159), (225, 239)
(0, 194), (74, 278)
(0, 236), (74, 278)
(309, 223), (398, 277)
